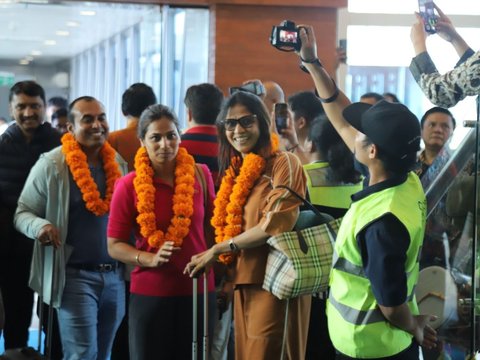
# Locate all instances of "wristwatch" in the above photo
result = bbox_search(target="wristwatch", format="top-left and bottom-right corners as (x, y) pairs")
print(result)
(228, 238), (239, 252)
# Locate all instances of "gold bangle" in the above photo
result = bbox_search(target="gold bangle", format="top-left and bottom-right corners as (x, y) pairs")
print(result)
(135, 251), (143, 266)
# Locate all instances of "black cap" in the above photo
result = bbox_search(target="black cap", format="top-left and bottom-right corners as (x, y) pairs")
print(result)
(342, 100), (421, 161)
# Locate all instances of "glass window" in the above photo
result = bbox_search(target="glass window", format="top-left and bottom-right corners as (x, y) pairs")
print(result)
(68, 3), (209, 130)
(341, 16), (480, 149)
(349, 0), (480, 15)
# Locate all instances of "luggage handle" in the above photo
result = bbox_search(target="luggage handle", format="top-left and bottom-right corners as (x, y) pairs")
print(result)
(192, 273), (209, 360)
(38, 244), (56, 359)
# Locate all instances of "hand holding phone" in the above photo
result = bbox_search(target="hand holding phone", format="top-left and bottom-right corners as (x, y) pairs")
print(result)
(274, 103), (288, 132)
(418, 0), (437, 34)
(337, 39), (347, 64)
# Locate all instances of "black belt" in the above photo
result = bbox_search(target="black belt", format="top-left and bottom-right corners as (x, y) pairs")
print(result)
(68, 262), (118, 273)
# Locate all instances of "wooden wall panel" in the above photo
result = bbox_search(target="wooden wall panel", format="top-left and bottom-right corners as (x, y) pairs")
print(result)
(213, 5), (338, 99)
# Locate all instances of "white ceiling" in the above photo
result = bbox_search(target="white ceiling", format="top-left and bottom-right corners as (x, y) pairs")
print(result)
(0, 0), (158, 65)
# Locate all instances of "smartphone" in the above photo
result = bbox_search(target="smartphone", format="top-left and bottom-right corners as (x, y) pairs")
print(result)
(274, 103), (288, 131)
(338, 39), (347, 64)
(418, 0), (437, 34)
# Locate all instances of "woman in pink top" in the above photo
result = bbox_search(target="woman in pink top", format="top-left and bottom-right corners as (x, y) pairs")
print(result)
(107, 104), (216, 360)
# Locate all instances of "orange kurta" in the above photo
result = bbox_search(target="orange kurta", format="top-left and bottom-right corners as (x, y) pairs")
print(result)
(233, 151), (311, 360)
(108, 119), (141, 172)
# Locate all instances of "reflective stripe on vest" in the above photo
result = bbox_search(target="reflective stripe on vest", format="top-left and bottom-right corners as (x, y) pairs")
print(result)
(329, 292), (385, 325)
(332, 252), (417, 302)
(332, 250), (364, 277)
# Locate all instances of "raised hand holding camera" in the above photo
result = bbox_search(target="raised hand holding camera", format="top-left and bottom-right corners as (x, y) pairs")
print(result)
(270, 20), (318, 63)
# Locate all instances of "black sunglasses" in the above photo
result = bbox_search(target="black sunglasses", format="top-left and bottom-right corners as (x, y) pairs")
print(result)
(223, 114), (257, 131)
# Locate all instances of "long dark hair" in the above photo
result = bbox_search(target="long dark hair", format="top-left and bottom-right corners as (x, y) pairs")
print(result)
(309, 115), (361, 184)
(216, 91), (272, 179)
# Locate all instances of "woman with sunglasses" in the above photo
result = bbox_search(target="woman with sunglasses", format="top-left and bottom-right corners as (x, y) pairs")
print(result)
(106, 104), (216, 360)
(185, 91), (310, 359)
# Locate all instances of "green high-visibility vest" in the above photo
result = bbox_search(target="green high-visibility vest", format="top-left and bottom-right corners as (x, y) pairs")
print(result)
(327, 172), (426, 358)
(303, 162), (362, 209)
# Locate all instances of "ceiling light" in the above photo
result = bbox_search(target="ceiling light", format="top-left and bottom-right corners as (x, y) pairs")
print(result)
(19, 0), (49, 3)
(80, 10), (96, 16)
(31, 50), (42, 56)
(19, 59), (29, 65)
(56, 30), (70, 36)
(44, 40), (56, 46)
(66, 21), (79, 27)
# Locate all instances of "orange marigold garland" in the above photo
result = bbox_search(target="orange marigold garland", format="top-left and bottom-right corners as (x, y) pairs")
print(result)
(212, 133), (280, 264)
(134, 146), (195, 248)
(61, 133), (121, 216)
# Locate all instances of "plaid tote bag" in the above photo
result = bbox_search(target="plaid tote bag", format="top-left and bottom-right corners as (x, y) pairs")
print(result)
(262, 185), (342, 300)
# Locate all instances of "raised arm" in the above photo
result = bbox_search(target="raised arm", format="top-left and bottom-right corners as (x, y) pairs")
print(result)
(434, 4), (470, 58)
(410, 46), (480, 107)
(297, 25), (358, 153)
(409, 10), (479, 107)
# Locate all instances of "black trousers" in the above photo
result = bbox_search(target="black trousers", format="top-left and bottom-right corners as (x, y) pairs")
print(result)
(111, 281), (130, 360)
(306, 296), (335, 360)
(336, 340), (419, 360)
(0, 232), (34, 349)
(129, 292), (216, 360)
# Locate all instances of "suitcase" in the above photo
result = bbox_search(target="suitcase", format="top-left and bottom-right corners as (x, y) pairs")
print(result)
(192, 273), (209, 360)
(1, 246), (55, 360)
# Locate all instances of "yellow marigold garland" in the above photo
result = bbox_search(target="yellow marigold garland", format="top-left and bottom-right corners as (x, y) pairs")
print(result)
(133, 146), (195, 248)
(212, 133), (280, 264)
(61, 132), (121, 216)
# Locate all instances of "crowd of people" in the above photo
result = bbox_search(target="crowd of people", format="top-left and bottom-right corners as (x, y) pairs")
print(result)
(0, 4), (478, 360)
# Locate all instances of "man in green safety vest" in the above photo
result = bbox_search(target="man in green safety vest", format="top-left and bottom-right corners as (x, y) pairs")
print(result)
(294, 25), (438, 359)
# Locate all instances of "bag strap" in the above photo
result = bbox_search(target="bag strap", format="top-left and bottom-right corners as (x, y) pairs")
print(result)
(276, 184), (328, 223)
(276, 184), (338, 240)
(195, 164), (216, 248)
(194, 163), (208, 206)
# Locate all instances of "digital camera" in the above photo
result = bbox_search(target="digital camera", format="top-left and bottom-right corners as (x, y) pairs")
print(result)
(270, 20), (301, 52)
